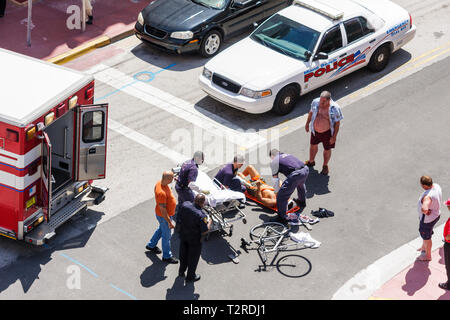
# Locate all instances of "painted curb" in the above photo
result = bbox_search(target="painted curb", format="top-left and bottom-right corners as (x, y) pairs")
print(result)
(332, 224), (445, 300)
(46, 28), (134, 65)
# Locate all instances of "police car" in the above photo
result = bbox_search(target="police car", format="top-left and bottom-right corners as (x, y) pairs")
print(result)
(199, 0), (416, 115)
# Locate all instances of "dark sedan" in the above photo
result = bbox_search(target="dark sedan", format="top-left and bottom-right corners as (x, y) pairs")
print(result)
(135, 0), (292, 57)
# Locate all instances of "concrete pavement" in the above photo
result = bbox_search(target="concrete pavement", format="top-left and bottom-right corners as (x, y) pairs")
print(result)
(1, 53), (450, 299)
(1, 0), (450, 300)
(0, 0), (146, 62)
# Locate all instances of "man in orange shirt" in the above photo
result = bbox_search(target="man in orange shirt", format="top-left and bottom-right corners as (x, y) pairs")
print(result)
(146, 171), (178, 264)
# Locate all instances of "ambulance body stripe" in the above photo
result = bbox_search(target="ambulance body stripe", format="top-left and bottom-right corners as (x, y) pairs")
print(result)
(0, 166), (41, 191)
(0, 144), (41, 169)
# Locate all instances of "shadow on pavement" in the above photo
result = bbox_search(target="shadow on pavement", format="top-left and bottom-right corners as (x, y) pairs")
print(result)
(201, 232), (238, 265)
(140, 252), (169, 288)
(438, 290), (450, 300)
(401, 259), (432, 296)
(0, 209), (104, 294)
(130, 29), (251, 72)
(306, 168), (330, 199)
(166, 277), (200, 300)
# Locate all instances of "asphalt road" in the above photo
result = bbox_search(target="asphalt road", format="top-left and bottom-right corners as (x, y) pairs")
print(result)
(0, 0), (449, 300)
(0, 52), (449, 300)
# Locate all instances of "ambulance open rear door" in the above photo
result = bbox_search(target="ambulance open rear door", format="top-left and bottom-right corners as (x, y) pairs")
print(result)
(75, 104), (108, 181)
(41, 132), (52, 221)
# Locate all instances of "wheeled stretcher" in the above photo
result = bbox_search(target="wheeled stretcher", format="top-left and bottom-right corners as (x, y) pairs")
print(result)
(173, 167), (247, 237)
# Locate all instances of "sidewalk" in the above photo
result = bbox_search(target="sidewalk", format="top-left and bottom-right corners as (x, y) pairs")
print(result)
(371, 246), (450, 300)
(0, 0), (147, 62)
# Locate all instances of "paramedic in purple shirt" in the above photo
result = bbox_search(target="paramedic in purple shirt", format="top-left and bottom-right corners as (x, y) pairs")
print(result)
(270, 149), (309, 222)
(214, 154), (246, 193)
(175, 151), (205, 205)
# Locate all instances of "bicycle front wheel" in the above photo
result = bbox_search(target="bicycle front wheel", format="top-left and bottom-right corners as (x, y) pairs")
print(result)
(276, 254), (312, 278)
(250, 222), (287, 242)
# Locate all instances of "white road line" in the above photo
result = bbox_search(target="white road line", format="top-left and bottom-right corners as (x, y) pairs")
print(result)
(90, 64), (265, 149)
(332, 224), (445, 300)
(108, 119), (188, 165)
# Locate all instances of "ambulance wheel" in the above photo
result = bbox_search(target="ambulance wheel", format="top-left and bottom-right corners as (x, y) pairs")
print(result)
(368, 45), (391, 72)
(200, 30), (222, 58)
(272, 85), (298, 115)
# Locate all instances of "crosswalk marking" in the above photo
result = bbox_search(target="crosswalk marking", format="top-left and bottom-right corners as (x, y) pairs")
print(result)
(89, 64), (266, 150)
(108, 119), (188, 165)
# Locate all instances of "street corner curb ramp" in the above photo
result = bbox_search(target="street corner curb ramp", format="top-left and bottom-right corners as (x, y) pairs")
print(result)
(46, 29), (135, 65)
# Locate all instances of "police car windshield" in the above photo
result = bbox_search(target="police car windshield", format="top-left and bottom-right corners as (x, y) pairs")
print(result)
(250, 14), (320, 61)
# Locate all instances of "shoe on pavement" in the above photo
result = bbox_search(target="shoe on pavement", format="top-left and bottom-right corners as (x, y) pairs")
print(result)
(186, 274), (201, 282)
(162, 257), (179, 264)
(320, 165), (329, 175)
(438, 282), (449, 290)
(305, 160), (315, 167)
(146, 245), (162, 254)
(86, 15), (93, 25)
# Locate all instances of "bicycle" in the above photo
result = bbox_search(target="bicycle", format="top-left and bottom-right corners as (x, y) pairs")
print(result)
(240, 222), (315, 278)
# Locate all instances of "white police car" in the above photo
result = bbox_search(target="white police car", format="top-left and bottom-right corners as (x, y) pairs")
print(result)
(199, 0), (416, 115)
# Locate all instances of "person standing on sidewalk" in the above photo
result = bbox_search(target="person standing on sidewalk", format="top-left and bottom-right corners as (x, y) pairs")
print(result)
(146, 171), (178, 264)
(83, 0), (93, 24)
(439, 198), (450, 290)
(305, 91), (343, 175)
(0, 0), (6, 18)
(417, 176), (442, 261)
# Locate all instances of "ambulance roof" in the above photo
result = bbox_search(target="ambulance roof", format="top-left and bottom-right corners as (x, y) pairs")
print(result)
(0, 48), (93, 127)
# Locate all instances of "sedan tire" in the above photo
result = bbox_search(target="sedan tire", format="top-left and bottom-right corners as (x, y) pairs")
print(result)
(272, 85), (299, 115)
(368, 45), (391, 72)
(200, 30), (222, 58)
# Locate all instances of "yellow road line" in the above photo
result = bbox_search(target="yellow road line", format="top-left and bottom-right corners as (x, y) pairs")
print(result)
(347, 43), (450, 100)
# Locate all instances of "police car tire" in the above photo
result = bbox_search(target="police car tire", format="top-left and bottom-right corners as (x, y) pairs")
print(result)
(200, 30), (222, 58)
(368, 45), (391, 72)
(272, 85), (298, 115)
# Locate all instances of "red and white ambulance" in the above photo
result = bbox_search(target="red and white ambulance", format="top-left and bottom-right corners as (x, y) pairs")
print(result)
(0, 48), (108, 245)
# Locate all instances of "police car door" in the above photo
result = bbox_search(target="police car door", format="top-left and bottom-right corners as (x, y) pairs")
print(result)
(75, 104), (108, 181)
(340, 17), (376, 75)
(303, 24), (347, 91)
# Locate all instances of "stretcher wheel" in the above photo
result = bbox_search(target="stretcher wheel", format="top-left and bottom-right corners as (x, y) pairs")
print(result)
(228, 225), (233, 237)
(243, 218), (247, 224)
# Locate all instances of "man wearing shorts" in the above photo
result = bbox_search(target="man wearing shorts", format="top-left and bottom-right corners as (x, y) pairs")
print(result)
(417, 176), (442, 261)
(305, 91), (343, 175)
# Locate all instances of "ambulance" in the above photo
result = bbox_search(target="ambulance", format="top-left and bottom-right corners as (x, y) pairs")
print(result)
(0, 48), (108, 245)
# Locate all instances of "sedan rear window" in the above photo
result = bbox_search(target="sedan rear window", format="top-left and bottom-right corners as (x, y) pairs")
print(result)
(344, 17), (374, 44)
(250, 14), (320, 61)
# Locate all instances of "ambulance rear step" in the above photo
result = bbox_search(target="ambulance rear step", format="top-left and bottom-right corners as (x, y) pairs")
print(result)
(24, 185), (107, 245)
(25, 198), (87, 246)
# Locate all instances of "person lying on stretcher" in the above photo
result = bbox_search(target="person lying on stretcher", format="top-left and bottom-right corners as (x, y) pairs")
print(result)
(236, 165), (318, 224)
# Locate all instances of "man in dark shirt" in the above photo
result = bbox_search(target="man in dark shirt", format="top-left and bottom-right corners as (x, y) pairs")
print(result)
(178, 194), (211, 282)
(214, 154), (246, 193)
(270, 149), (309, 222)
(175, 151), (204, 205)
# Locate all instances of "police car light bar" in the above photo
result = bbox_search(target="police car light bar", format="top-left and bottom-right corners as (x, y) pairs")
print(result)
(293, 0), (344, 20)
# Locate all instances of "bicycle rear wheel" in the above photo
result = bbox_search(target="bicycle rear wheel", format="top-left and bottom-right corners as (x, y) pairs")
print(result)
(276, 254), (312, 278)
(250, 222), (287, 242)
